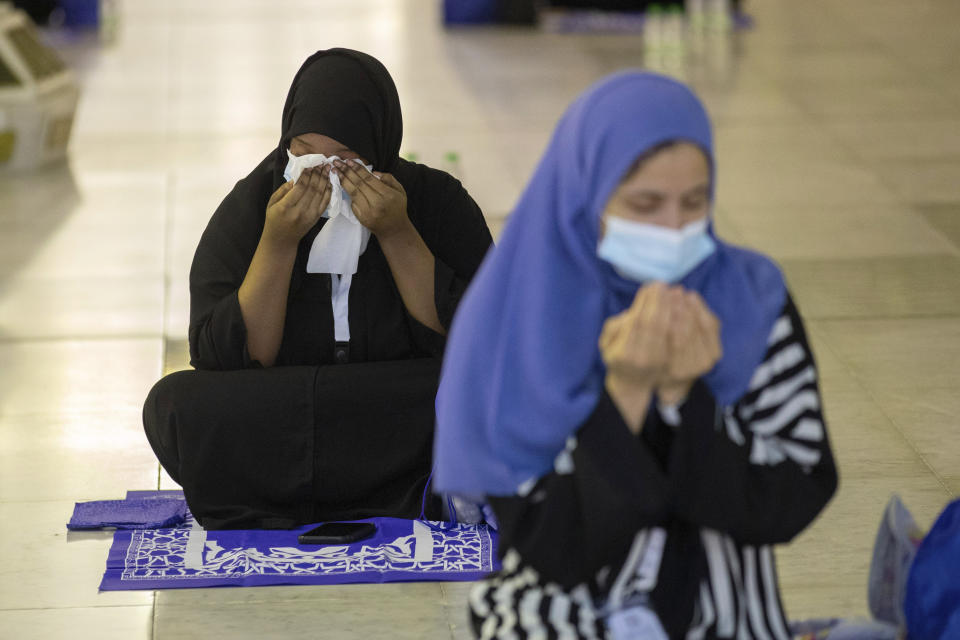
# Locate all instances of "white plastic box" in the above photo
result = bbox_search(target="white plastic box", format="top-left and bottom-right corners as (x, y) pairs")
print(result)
(0, 2), (79, 172)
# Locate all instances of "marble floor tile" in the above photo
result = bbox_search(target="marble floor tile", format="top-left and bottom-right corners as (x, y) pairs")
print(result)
(0, 411), (156, 502)
(0, 606), (153, 640)
(0, 220), (165, 281)
(819, 387), (930, 482)
(73, 92), (170, 136)
(155, 580), (440, 607)
(915, 203), (960, 250)
(716, 160), (898, 209)
(804, 327), (864, 396)
(751, 49), (914, 88)
(0, 501), (154, 609)
(484, 124), (552, 172)
(0, 276), (164, 340)
(862, 387), (960, 496)
(154, 583), (453, 639)
(168, 133), (280, 175)
(485, 217), (506, 244)
(872, 161), (960, 204)
(158, 468), (182, 492)
(163, 338), (191, 376)
(696, 87), (808, 124)
(0, 170), (166, 280)
(165, 276), (191, 341)
(442, 581), (476, 640)
(827, 120), (960, 163)
(788, 82), (960, 120)
(715, 122), (857, 164)
(780, 254), (960, 319)
(742, 17), (863, 52)
(816, 318), (960, 392)
(0, 339), (161, 417)
(725, 204), (956, 261)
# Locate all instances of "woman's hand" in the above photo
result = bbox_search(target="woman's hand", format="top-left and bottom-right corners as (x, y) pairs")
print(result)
(262, 166), (332, 248)
(600, 282), (673, 388)
(335, 159), (411, 239)
(658, 289), (723, 406)
(599, 282), (672, 432)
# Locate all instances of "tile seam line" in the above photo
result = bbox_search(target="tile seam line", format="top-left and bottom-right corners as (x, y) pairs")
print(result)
(810, 322), (954, 497)
(797, 313), (960, 323)
(0, 604), (154, 612)
(153, 23), (179, 638)
(0, 333), (166, 344)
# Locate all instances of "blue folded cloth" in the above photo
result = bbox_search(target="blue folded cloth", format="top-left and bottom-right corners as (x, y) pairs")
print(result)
(67, 498), (187, 530)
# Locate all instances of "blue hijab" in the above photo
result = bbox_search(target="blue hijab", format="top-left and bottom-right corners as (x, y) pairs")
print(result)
(434, 72), (787, 497)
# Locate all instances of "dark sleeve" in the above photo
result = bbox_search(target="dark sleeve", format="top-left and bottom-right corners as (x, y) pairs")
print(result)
(489, 391), (672, 589)
(667, 295), (838, 545)
(405, 173), (493, 358)
(187, 183), (266, 371)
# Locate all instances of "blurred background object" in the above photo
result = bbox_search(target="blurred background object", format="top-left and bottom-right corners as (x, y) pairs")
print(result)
(0, 1), (79, 172)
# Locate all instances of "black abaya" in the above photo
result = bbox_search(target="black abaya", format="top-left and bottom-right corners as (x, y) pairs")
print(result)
(143, 49), (493, 529)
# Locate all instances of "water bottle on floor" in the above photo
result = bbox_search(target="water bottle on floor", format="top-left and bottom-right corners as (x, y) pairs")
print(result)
(705, 0), (732, 32)
(643, 4), (664, 67)
(663, 6), (686, 56)
(685, 0), (706, 32)
(660, 5), (687, 78)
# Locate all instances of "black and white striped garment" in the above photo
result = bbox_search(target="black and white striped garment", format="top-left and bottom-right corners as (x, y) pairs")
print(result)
(469, 295), (838, 639)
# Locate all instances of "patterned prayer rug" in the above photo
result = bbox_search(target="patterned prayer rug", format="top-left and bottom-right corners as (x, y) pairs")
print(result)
(99, 491), (499, 590)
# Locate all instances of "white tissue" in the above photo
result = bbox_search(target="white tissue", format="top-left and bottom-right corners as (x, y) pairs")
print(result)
(283, 150), (374, 275)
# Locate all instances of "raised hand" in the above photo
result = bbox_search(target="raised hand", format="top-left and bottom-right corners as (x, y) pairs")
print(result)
(599, 282), (673, 432)
(334, 159), (411, 239)
(263, 165), (333, 248)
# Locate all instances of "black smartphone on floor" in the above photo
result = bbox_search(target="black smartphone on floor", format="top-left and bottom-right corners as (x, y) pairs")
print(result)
(297, 522), (377, 545)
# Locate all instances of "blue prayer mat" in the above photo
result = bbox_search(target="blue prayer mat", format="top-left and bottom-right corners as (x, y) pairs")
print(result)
(99, 491), (499, 591)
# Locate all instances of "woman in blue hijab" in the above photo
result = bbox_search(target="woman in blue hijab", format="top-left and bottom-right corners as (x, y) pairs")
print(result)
(434, 72), (838, 638)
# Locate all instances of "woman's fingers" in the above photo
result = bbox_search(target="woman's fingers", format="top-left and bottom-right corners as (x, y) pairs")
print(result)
(347, 161), (389, 195)
(687, 291), (719, 332)
(599, 312), (627, 351)
(336, 163), (375, 210)
(687, 292), (722, 359)
(632, 282), (661, 322)
(675, 292), (722, 374)
(669, 297), (696, 352)
(302, 171), (326, 224)
(645, 284), (672, 338)
(278, 169), (313, 209)
(268, 180), (295, 207)
(315, 173), (333, 220)
(375, 171), (406, 196)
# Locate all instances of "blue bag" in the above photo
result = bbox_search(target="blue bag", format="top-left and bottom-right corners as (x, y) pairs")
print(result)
(904, 499), (960, 640)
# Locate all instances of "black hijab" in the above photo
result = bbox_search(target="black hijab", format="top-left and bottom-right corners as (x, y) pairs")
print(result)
(272, 48), (403, 187)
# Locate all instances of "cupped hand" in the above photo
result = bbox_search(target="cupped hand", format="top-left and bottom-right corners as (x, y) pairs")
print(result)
(599, 282), (672, 391)
(263, 165), (333, 248)
(334, 159), (411, 239)
(658, 289), (723, 406)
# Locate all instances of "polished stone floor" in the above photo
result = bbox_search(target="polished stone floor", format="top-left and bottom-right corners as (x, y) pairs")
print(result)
(1, 0), (958, 637)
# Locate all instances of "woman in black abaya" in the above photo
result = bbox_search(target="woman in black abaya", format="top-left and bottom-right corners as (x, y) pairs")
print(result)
(143, 49), (493, 529)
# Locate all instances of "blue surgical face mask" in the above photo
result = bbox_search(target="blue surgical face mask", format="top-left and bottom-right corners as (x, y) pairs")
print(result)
(597, 216), (717, 283)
